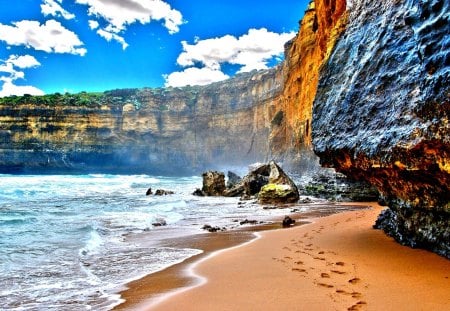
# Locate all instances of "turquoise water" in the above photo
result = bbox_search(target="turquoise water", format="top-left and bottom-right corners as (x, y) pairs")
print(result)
(0, 174), (294, 310)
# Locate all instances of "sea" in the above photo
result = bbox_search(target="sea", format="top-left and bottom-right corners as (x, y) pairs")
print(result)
(0, 173), (327, 310)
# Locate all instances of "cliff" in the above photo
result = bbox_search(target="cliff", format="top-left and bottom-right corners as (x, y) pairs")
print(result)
(269, 0), (347, 169)
(0, 69), (283, 175)
(0, 0), (348, 176)
(312, 0), (449, 257)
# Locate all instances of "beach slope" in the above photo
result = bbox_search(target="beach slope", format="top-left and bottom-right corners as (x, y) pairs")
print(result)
(149, 204), (450, 310)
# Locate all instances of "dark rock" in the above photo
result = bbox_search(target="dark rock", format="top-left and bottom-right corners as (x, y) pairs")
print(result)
(202, 171), (226, 196)
(374, 200), (450, 259)
(258, 161), (300, 204)
(192, 188), (205, 196)
(145, 188), (153, 196)
(201, 224), (224, 232)
(154, 189), (175, 196)
(227, 171), (242, 189)
(300, 170), (379, 202)
(312, 0), (449, 258)
(299, 197), (313, 204)
(282, 216), (296, 227)
(239, 219), (258, 225)
(152, 218), (167, 227)
(223, 162), (271, 198)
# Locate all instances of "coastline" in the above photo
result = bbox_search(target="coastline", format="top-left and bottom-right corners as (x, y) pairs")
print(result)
(119, 202), (450, 310)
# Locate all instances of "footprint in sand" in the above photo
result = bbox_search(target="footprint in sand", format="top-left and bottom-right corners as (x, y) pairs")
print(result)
(348, 278), (361, 285)
(292, 268), (307, 273)
(316, 282), (334, 289)
(318, 251), (325, 255)
(331, 270), (347, 275)
(321, 273), (330, 278)
(294, 260), (304, 265)
(335, 261), (345, 266)
(347, 301), (367, 310)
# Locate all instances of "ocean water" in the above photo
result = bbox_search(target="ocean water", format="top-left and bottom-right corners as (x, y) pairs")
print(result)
(0, 174), (303, 310)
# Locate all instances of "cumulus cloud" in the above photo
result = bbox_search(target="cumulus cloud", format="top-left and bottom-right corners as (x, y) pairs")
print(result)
(41, 0), (76, 20)
(0, 55), (44, 97)
(76, 0), (183, 48)
(0, 20), (87, 56)
(165, 28), (295, 87)
(164, 67), (229, 87)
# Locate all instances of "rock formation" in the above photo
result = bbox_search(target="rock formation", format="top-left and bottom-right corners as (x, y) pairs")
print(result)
(0, 70), (283, 175)
(258, 161), (300, 204)
(0, 0), (447, 257)
(312, 0), (449, 258)
(200, 171), (226, 196)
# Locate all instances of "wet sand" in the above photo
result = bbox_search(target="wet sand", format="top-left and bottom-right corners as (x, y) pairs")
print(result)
(117, 203), (450, 310)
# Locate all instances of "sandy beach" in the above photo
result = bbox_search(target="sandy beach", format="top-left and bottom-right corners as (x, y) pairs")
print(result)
(118, 203), (450, 311)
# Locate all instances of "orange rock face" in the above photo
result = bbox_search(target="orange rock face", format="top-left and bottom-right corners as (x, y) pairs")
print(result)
(269, 0), (347, 162)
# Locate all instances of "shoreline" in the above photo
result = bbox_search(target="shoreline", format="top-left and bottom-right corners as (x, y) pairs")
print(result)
(113, 203), (374, 310)
(120, 202), (449, 310)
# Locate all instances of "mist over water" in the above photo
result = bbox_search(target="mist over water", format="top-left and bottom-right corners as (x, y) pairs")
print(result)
(0, 174), (301, 310)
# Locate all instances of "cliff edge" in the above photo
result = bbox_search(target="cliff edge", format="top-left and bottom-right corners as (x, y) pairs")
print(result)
(312, 0), (449, 257)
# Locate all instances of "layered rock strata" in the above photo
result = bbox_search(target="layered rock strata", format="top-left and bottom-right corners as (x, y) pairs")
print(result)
(0, 70), (283, 175)
(312, 0), (449, 257)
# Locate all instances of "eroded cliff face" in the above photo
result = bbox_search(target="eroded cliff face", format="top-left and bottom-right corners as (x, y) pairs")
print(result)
(0, 69), (283, 175)
(269, 0), (347, 169)
(312, 0), (449, 257)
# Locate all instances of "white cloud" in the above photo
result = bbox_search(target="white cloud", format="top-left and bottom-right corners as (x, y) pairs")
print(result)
(7, 55), (41, 69)
(0, 80), (45, 97)
(164, 67), (229, 87)
(97, 28), (128, 49)
(0, 20), (87, 56)
(177, 28), (295, 72)
(41, 0), (76, 20)
(76, 0), (183, 47)
(0, 55), (44, 97)
(165, 28), (295, 87)
(88, 19), (99, 30)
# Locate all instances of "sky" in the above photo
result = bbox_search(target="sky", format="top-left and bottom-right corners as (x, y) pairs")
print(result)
(0, 0), (309, 97)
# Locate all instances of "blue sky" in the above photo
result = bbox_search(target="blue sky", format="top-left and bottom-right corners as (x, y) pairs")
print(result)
(0, 0), (309, 96)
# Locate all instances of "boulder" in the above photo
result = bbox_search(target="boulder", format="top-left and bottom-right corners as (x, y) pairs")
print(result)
(202, 171), (226, 196)
(282, 216), (296, 227)
(145, 187), (153, 196)
(192, 188), (205, 196)
(154, 189), (175, 196)
(227, 171), (242, 189)
(224, 163), (270, 197)
(258, 161), (299, 204)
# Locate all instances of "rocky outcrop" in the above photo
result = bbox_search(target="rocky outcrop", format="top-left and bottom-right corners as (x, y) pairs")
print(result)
(0, 70), (283, 175)
(300, 170), (379, 202)
(312, 0), (449, 257)
(201, 171), (226, 196)
(269, 0), (347, 169)
(258, 161), (300, 204)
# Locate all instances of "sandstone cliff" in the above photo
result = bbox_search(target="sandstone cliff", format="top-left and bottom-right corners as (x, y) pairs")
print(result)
(312, 0), (449, 257)
(269, 0), (347, 169)
(0, 69), (283, 175)
(0, 0), (348, 176)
